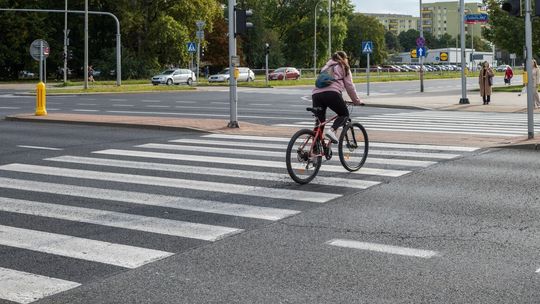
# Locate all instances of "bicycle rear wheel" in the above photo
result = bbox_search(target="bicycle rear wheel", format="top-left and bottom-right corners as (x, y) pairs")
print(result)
(338, 122), (368, 171)
(286, 129), (322, 184)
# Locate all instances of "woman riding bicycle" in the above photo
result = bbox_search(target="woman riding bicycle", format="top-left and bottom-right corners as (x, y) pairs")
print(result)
(312, 51), (364, 144)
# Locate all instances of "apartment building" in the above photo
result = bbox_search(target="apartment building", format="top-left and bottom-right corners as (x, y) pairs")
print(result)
(421, 1), (486, 39)
(364, 13), (420, 36)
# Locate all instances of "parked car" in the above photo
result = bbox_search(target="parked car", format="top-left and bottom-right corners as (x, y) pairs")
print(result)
(208, 67), (255, 82)
(151, 69), (196, 86)
(382, 65), (401, 72)
(268, 67), (300, 80)
(369, 65), (382, 72)
(18, 70), (36, 79)
(496, 65), (509, 72)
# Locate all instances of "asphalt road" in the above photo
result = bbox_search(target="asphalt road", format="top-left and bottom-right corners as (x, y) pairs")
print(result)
(0, 79), (538, 303)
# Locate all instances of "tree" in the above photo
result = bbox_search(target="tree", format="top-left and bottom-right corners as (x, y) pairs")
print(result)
(385, 31), (401, 53)
(344, 13), (387, 66)
(398, 29), (419, 52)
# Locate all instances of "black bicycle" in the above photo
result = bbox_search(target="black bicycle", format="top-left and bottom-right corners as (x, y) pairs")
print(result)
(285, 103), (369, 184)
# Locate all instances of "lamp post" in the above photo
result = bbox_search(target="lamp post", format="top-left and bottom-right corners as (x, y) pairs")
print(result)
(63, 0), (67, 83)
(314, 0), (322, 76)
(328, 0), (331, 58)
(419, 0), (424, 92)
(83, 0), (88, 89)
(459, 0), (469, 104)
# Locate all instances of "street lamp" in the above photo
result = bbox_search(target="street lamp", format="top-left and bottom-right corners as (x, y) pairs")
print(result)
(314, 0), (322, 76)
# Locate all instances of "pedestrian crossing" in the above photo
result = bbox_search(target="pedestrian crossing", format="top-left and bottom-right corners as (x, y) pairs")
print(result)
(272, 111), (540, 137)
(0, 133), (479, 303)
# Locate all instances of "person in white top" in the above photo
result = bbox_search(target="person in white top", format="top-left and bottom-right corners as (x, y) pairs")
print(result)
(532, 59), (540, 109)
(312, 51), (364, 143)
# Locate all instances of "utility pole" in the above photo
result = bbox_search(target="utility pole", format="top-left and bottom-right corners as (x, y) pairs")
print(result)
(419, 0), (424, 93)
(328, 0), (331, 58)
(63, 0), (68, 83)
(228, 0), (239, 128)
(459, 0), (469, 104)
(524, 0), (535, 138)
(83, 0), (88, 89)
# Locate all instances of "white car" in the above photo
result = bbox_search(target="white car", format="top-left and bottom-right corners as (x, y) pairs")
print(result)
(208, 67), (255, 83)
(151, 69), (196, 86)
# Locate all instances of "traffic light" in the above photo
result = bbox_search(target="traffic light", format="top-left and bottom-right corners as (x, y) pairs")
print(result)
(501, 0), (521, 17)
(235, 7), (253, 36)
(265, 43), (270, 55)
(67, 50), (73, 60)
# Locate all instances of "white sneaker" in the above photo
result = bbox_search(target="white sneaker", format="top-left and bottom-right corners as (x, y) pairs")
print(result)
(325, 128), (338, 144)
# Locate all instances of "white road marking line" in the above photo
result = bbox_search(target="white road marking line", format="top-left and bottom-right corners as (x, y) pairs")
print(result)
(73, 109), (99, 112)
(0, 267), (81, 304)
(17, 145), (63, 151)
(536, 268), (540, 273)
(0, 176), (300, 221)
(273, 123), (524, 137)
(0, 163), (340, 203)
(203, 134), (478, 152)
(326, 239), (439, 258)
(141, 100), (161, 102)
(112, 104), (135, 107)
(250, 103), (272, 106)
(145, 105), (170, 108)
(0, 197), (242, 241)
(47, 108), (61, 111)
(211, 102), (229, 104)
(0, 225), (173, 268)
(47, 102), (63, 105)
(94, 149), (408, 177)
(138, 143), (436, 167)
(175, 100), (196, 103)
(0, 106), (20, 109)
(170, 139), (460, 159)
(80, 98), (97, 101)
(76, 103), (97, 106)
(48, 156), (379, 190)
(109, 99), (127, 101)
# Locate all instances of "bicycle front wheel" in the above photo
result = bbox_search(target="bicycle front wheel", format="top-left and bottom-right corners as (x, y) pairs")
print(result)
(286, 129), (322, 184)
(338, 122), (369, 171)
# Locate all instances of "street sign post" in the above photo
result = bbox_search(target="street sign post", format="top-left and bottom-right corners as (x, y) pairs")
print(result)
(30, 39), (50, 82)
(362, 41), (373, 96)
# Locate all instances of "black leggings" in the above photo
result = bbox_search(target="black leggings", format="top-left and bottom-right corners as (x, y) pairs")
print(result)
(312, 91), (349, 130)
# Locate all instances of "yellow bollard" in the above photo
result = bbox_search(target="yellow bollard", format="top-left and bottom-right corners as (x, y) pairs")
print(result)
(35, 81), (47, 116)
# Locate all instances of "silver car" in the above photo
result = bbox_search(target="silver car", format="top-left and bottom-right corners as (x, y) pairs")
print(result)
(151, 69), (196, 86)
(208, 67), (255, 83)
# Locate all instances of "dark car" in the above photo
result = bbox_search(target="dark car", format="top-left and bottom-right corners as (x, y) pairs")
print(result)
(268, 67), (301, 80)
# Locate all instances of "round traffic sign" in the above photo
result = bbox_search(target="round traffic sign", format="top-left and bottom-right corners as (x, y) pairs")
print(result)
(440, 52), (448, 61)
(410, 49), (417, 58)
(29, 39), (50, 61)
(416, 37), (425, 47)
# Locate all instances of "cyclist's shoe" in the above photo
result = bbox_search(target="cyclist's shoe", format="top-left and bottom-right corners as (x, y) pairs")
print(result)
(325, 128), (339, 144)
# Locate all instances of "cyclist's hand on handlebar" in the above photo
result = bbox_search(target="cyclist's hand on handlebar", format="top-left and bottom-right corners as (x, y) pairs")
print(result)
(352, 99), (365, 106)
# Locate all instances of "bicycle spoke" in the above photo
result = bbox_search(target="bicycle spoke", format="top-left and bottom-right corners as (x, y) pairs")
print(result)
(286, 129), (322, 184)
(338, 123), (368, 172)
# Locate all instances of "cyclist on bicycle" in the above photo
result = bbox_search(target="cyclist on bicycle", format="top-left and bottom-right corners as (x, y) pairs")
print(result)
(312, 51), (364, 144)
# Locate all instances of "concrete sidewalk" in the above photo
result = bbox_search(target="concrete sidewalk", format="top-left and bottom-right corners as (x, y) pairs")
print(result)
(4, 85), (540, 149)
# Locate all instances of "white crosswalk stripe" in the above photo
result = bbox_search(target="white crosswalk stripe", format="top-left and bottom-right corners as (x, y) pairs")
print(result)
(0, 267), (81, 304)
(0, 133), (477, 303)
(271, 111), (540, 137)
(0, 225), (173, 268)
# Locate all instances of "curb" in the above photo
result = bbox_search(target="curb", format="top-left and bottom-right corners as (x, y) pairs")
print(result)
(5, 115), (211, 134)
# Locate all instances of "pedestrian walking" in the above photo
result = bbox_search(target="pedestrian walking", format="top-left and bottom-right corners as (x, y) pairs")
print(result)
(504, 65), (513, 85)
(532, 60), (540, 109)
(88, 65), (95, 83)
(479, 61), (494, 105)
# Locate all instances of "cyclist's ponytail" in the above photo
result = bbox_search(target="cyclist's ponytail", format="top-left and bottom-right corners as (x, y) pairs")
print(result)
(332, 51), (350, 77)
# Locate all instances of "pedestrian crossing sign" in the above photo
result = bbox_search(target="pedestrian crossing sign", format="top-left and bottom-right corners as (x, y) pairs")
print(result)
(187, 42), (197, 53)
(362, 41), (373, 54)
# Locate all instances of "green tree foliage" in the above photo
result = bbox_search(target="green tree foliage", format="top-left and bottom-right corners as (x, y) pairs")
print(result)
(343, 14), (387, 66)
(398, 29), (419, 52)
(384, 31), (401, 53)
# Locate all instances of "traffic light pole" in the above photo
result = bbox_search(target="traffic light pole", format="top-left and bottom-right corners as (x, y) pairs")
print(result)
(459, 0), (470, 104)
(524, 0), (535, 138)
(228, 0), (239, 128)
(419, 0), (424, 93)
(63, 0), (68, 83)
